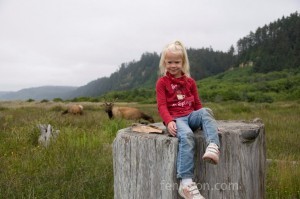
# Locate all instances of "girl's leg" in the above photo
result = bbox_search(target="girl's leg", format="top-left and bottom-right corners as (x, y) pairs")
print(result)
(188, 108), (220, 147)
(175, 116), (196, 179)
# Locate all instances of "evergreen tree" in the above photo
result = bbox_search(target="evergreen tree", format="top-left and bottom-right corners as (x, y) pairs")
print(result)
(236, 12), (300, 73)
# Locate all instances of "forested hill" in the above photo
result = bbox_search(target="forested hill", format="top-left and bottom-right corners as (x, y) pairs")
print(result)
(68, 49), (235, 98)
(236, 12), (300, 72)
(69, 12), (299, 99)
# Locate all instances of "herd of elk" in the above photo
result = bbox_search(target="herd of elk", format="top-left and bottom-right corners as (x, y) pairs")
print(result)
(60, 101), (155, 124)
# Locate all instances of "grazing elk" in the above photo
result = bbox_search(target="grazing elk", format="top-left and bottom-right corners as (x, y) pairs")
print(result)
(62, 104), (83, 115)
(103, 102), (154, 123)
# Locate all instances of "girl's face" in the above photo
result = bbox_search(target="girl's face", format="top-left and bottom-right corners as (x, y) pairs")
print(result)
(164, 51), (183, 78)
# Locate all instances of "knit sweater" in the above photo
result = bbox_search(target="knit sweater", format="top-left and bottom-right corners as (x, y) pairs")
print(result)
(156, 72), (202, 125)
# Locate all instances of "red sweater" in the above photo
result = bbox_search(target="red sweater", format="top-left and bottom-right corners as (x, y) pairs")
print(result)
(156, 72), (202, 125)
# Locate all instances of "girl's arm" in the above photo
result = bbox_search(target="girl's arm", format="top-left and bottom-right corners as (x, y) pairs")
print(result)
(156, 79), (174, 125)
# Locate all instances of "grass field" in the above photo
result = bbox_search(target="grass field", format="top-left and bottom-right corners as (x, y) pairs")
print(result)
(0, 100), (299, 198)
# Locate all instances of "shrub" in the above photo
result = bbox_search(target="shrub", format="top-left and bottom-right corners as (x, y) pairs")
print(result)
(53, 98), (63, 102)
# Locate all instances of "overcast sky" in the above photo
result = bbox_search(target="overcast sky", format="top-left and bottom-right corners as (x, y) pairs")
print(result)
(0, 0), (299, 91)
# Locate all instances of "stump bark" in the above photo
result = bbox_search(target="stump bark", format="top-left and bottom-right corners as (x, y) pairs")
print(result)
(113, 120), (266, 199)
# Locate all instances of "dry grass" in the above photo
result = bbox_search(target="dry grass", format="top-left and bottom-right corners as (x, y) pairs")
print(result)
(0, 100), (299, 198)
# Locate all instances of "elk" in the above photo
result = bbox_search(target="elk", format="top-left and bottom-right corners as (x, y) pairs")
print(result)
(103, 102), (154, 123)
(62, 104), (83, 115)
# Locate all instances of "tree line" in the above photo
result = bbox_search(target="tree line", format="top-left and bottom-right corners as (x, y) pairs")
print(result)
(67, 12), (299, 99)
(68, 49), (235, 98)
(236, 12), (300, 72)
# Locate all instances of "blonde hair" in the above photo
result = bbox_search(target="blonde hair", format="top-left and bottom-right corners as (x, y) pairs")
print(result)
(159, 40), (190, 77)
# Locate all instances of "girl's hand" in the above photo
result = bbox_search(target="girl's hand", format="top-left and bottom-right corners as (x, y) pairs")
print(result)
(167, 121), (177, 137)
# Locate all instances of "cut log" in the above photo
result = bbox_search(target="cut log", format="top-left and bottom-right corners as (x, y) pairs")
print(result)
(113, 120), (266, 199)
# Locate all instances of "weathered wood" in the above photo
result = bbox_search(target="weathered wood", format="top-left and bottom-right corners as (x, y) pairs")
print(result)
(113, 120), (266, 199)
(38, 124), (60, 147)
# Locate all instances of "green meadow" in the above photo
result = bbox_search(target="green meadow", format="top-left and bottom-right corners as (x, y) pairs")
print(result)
(0, 100), (299, 198)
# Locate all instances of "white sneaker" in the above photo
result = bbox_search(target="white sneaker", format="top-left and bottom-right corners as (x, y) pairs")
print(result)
(202, 143), (220, 165)
(178, 182), (205, 199)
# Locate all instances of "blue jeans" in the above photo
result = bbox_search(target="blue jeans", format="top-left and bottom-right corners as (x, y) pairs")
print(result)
(175, 108), (220, 179)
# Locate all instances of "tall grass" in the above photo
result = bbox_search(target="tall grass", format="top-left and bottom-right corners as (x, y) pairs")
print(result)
(0, 101), (299, 198)
(0, 102), (130, 199)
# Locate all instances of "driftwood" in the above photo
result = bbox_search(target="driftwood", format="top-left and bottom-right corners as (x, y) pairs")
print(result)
(113, 120), (266, 199)
(38, 124), (60, 147)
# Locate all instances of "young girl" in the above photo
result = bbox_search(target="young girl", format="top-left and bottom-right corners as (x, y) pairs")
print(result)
(156, 41), (220, 199)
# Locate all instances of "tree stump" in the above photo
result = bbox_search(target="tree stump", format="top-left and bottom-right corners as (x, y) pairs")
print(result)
(113, 120), (266, 199)
(38, 124), (60, 147)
